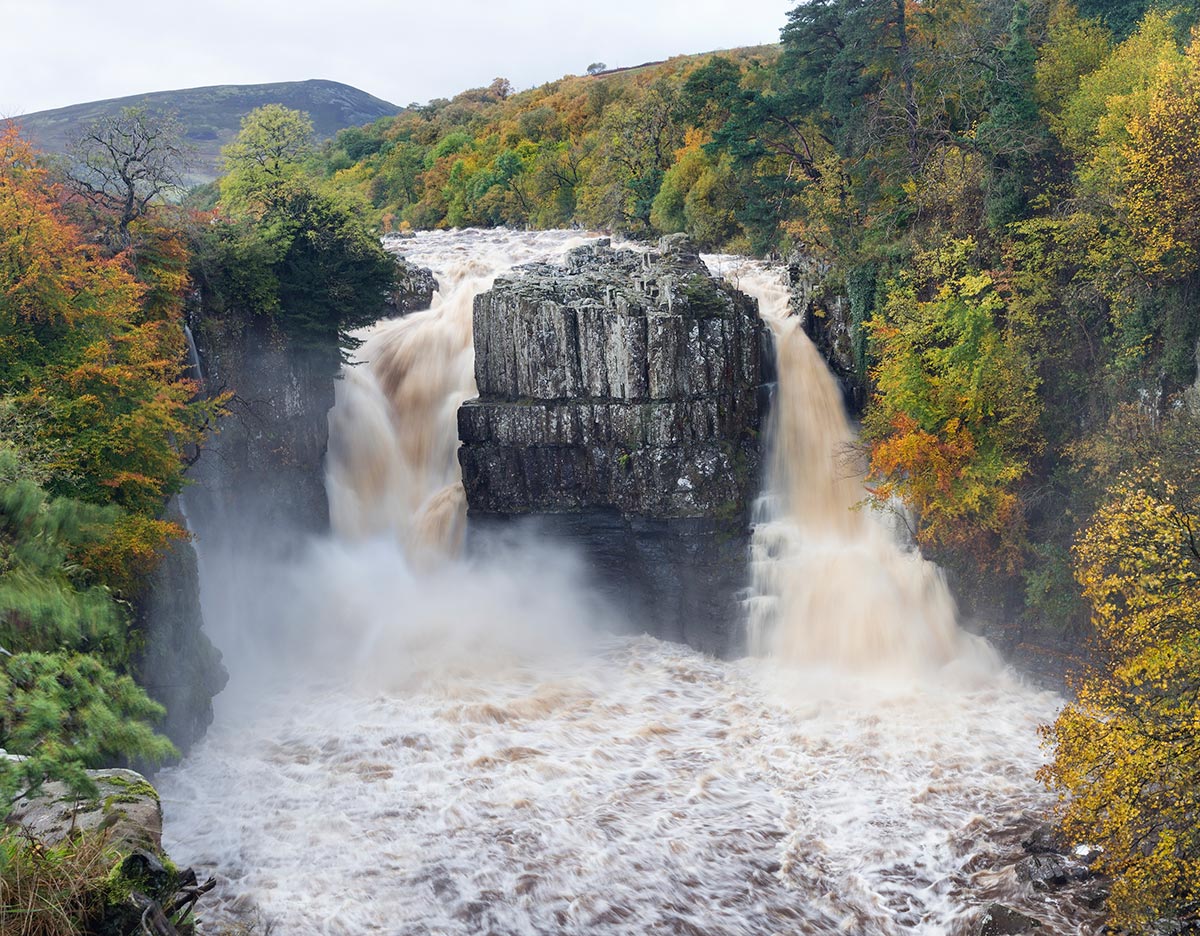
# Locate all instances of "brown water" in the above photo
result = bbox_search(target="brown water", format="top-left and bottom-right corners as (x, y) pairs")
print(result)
(159, 231), (1094, 936)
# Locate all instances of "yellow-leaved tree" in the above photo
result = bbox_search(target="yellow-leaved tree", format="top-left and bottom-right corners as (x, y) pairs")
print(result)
(1041, 461), (1200, 930)
(1121, 35), (1200, 277)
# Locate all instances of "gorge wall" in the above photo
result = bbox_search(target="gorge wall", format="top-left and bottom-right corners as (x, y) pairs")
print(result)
(459, 235), (769, 654)
(186, 313), (339, 549)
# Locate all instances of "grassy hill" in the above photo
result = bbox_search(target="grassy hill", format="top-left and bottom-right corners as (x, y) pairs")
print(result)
(14, 79), (401, 183)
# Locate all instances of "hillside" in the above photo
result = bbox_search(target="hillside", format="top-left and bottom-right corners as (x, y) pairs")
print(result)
(15, 79), (401, 182)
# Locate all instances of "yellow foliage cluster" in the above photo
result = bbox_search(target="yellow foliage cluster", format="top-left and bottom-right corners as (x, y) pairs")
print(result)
(1041, 464), (1200, 929)
(1122, 38), (1200, 276)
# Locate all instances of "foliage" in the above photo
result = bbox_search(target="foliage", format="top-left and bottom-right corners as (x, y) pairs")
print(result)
(202, 106), (397, 349)
(66, 106), (189, 246)
(864, 240), (1041, 572)
(219, 103), (314, 211)
(1120, 35), (1200, 277)
(0, 830), (118, 936)
(1041, 457), (1200, 929)
(0, 126), (200, 807)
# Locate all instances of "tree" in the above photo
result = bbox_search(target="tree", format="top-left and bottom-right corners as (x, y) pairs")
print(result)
(587, 62), (607, 75)
(1, 125), (217, 565)
(1120, 34), (1200, 277)
(864, 239), (1042, 571)
(207, 108), (396, 349)
(67, 106), (189, 245)
(1041, 457), (1200, 929)
(220, 104), (315, 210)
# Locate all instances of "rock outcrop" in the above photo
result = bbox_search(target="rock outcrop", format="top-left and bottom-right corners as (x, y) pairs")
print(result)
(387, 255), (438, 314)
(459, 235), (768, 654)
(135, 497), (227, 758)
(785, 253), (865, 412)
(6, 768), (214, 934)
(187, 313), (339, 552)
(7, 768), (165, 852)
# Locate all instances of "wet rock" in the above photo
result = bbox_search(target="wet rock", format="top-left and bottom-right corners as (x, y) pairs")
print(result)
(135, 497), (228, 760)
(461, 236), (769, 654)
(187, 312), (339, 552)
(784, 252), (864, 412)
(1015, 853), (1092, 890)
(1021, 822), (1068, 855)
(1075, 881), (1110, 910)
(388, 255), (438, 314)
(6, 768), (163, 852)
(975, 903), (1043, 935)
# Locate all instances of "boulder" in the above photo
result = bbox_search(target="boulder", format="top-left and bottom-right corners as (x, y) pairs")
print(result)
(1015, 853), (1093, 890)
(387, 255), (438, 314)
(975, 904), (1043, 935)
(6, 768), (163, 852)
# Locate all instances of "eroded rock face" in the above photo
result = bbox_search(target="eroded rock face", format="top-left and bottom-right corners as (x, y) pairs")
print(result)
(187, 314), (338, 552)
(785, 253), (865, 412)
(387, 256), (438, 314)
(135, 497), (227, 759)
(460, 236), (768, 654)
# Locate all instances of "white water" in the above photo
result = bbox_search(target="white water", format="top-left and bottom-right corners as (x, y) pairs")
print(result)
(702, 256), (986, 678)
(159, 230), (1090, 935)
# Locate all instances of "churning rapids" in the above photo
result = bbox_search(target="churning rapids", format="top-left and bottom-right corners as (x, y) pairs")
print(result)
(159, 230), (1087, 935)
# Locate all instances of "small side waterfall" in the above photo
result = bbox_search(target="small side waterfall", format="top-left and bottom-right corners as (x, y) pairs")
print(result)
(705, 258), (983, 674)
(183, 323), (204, 386)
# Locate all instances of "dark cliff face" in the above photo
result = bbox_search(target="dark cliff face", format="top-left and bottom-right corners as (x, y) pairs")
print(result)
(135, 498), (227, 759)
(187, 313), (338, 552)
(786, 255), (866, 414)
(459, 235), (769, 654)
(135, 310), (339, 757)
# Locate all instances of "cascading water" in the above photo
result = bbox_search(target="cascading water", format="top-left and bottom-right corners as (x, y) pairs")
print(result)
(325, 229), (601, 558)
(704, 258), (985, 676)
(157, 230), (1094, 936)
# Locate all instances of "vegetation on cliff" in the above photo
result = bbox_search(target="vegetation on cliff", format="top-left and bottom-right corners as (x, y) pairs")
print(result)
(0, 99), (397, 806)
(306, 1), (1200, 923)
(2, 0), (1199, 923)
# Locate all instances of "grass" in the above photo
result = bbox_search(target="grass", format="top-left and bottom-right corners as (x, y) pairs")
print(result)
(0, 830), (116, 936)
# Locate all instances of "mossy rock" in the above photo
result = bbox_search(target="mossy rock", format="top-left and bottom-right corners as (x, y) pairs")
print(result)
(7, 768), (163, 852)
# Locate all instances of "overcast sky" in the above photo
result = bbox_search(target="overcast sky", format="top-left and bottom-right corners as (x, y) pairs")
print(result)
(2, 0), (792, 116)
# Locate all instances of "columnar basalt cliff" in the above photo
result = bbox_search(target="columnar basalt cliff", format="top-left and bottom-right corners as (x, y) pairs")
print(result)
(459, 235), (769, 653)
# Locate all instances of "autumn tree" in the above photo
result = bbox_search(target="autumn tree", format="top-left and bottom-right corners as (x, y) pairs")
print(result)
(0, 127), (197, 802)
(864, 239), (1042, 572)
(1042, 455), (1200, 929)
(1120, 34), (1200, 277)
(67, 106), (189, 245)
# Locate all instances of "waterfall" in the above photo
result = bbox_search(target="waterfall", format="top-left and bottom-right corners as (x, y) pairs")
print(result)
(157, 231), (1082, 936)
(704, 258), (986, 674)
(183, 322), (204, 386)
(325, 229), (602, 558)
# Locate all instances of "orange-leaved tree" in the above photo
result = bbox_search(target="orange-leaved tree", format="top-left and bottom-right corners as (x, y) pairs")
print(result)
(0, 123), (219, 590)
(864, 239), (1042, 572)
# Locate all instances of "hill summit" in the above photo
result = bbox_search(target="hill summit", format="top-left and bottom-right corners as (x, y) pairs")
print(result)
(13, 79), (402, 182)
